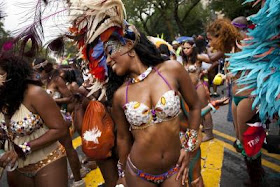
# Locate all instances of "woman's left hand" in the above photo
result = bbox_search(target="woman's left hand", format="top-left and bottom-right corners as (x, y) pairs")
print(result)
(0, 150), (18, 168)
(176, 149), (191, 185)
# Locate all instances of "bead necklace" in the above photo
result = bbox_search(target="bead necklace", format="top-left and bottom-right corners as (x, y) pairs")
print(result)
(131, 66), (153, 83)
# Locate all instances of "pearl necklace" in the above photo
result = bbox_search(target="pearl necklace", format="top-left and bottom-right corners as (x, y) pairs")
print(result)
(131, 66), (153, 83)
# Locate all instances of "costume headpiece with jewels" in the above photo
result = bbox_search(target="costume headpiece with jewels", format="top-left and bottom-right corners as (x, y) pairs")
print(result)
(10, 0), (139, 100)
(228, 0), (280, 125)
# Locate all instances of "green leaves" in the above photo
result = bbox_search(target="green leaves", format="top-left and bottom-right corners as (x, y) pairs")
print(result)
(123, 0), (209, 41)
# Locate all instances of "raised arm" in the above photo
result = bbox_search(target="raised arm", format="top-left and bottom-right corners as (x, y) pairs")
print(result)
(197, 51), (224, 63)
(54, 77), (73, 104)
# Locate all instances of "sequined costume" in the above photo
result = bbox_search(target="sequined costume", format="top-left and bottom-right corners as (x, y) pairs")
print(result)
(123, 67), (181, 130)
(0, 104), (66, 177)
(126, 155), (180, 184)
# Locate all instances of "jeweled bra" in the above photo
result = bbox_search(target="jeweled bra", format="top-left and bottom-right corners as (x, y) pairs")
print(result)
(123, 67), (181, 130)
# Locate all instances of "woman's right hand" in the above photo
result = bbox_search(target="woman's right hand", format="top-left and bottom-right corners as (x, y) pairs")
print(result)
(176, 149), (191, 186)
(213, 97), (230, 106)
(0, 150), (18, 168)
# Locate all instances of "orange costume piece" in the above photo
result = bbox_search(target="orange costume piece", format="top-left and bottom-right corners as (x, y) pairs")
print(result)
(81, 101), (115, 160)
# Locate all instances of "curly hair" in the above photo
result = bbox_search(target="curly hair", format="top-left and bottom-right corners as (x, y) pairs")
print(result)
(0, 53), (41, 116)
(207, 18), (242, 53)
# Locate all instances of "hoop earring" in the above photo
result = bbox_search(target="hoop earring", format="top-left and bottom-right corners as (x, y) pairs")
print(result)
(128, 50), (135, 57)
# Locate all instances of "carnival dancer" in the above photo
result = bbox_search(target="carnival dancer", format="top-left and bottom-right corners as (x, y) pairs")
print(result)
(181, 39), (213, 142)
(0, 53), (68, 187)
(228, 0), (280, 186)
(197, 18), (242, 146)
(11, 0), (199, 186)
(105, 26), (201, 186)
(33, 59), (84, 187)
(68, 1), (200, 186)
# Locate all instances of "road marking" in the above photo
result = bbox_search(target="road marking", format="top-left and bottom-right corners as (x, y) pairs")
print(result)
(201, 139), (224, 187)
(213, 129), (280, 160)
(72, 136), (82, 149)
(215, 139), (280, 172)
(83, 168), (104, 187)
(72, 136), (105, 186)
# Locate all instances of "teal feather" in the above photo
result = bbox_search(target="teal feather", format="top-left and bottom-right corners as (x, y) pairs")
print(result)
(229, 0), (280, 125)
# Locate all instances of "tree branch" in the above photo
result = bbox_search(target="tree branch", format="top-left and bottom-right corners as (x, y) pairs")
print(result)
(174, 0), (184, 34)
(182, 0), (201, 22)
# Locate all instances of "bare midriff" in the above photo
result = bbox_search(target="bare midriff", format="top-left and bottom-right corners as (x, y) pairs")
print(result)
(129, 117), (181, 175)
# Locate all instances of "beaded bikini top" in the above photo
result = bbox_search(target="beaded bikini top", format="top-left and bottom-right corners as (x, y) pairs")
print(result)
(123, 68), (181, 130)
(0, 104), (44, 137)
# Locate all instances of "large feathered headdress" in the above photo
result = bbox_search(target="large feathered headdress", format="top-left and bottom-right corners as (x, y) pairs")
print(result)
(67, 0), (127, 99)
(10, 0), (132, 99)
(228, 0), (280, 125)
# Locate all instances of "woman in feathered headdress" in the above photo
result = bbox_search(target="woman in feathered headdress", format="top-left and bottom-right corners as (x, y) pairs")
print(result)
(10, 0), (201, 186)
(67, 1), (200, 186)
(104, 26), (201, 187)
(228, 0), (280, 186)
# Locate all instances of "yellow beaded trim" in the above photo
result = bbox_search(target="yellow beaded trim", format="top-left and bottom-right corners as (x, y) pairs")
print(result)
(17, 145), (66, 175)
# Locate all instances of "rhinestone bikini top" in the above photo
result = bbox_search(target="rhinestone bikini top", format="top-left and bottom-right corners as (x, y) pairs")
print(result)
(123, 67), (181, 130)
(0, 104), (43, 137)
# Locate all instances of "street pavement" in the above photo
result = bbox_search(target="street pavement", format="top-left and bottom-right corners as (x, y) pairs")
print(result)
(211, 90), (280, 187)
(203, 86), (280, 187)
(1, 86), (279, 187)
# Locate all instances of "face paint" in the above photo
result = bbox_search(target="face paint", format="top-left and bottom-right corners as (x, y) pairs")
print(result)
(104, 40), (123, 56)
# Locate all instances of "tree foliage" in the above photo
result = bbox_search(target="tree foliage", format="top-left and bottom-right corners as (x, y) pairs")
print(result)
(123, 0), (209, 41)
(209, 0), (260, 20)
(122, 0), (261, 42)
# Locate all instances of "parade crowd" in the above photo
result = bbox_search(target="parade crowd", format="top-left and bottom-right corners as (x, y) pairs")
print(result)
(0, 0), (279, 187)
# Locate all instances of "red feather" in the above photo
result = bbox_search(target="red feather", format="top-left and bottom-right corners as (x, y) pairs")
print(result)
(90, 66), (106, 81)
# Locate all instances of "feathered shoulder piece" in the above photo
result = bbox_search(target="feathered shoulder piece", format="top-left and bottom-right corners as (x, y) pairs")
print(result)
(228, 0), (280, 125)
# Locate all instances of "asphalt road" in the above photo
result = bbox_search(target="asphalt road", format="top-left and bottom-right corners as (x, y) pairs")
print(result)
(209, 86), (280, 187)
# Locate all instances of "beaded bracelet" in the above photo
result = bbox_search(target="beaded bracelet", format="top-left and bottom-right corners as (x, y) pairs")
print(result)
(179, 129), (198, 152)
(18, 142), (31, 156)
(208, 103), (217, 113)
(117, 160), (125, 178)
